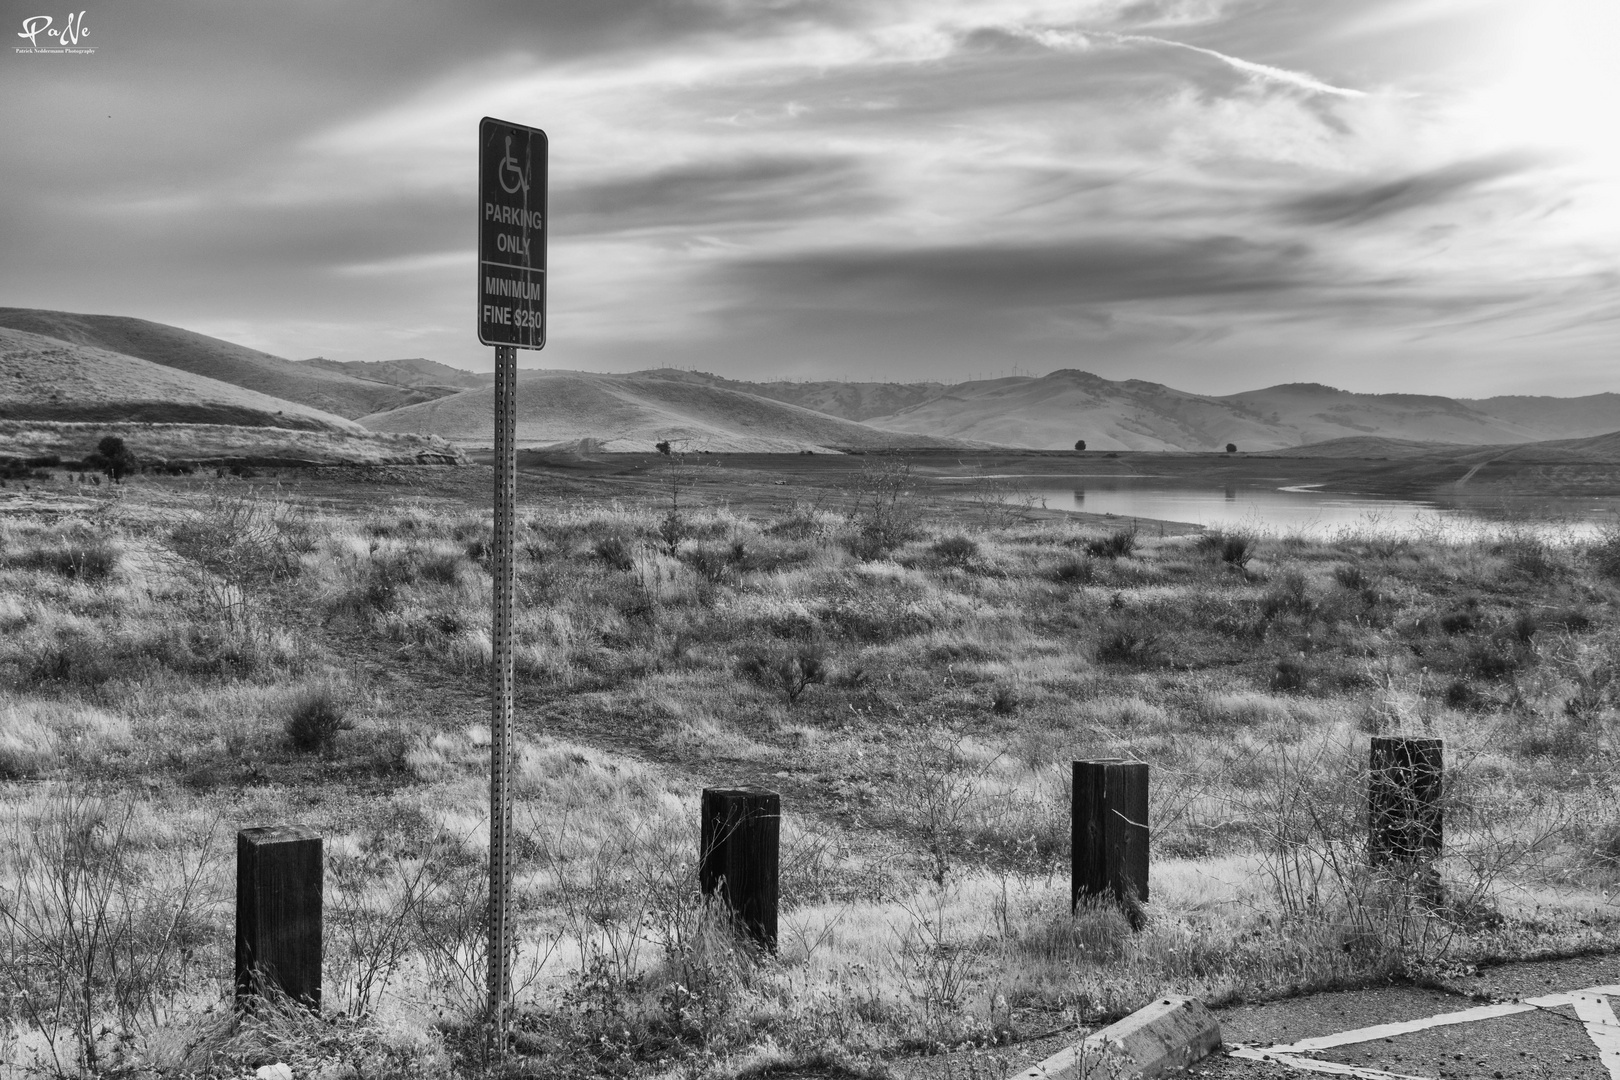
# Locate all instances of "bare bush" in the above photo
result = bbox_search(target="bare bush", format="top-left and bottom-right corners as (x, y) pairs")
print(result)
(737, 643), (826, 705)
(0, 793), (219, 1076)
(169, 494), (311, 628)
(285, 684), (352, 753)
(1086, 529), (1137, 559)
(845, 455), (922, 560)
(1199, 529), (1256, 568)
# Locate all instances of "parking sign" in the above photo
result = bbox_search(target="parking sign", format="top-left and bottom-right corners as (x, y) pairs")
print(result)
(478, 117), (547, 349)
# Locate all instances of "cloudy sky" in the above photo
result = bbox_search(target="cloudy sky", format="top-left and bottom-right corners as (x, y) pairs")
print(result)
(4, 0), (1619, 395)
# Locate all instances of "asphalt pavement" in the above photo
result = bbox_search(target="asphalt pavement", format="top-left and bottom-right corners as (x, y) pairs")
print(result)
(887, 952), (1620, 1080)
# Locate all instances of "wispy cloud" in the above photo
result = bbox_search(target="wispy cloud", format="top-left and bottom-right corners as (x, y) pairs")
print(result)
(1109, 33), (1368, 97)
(1020, 26), (1368, 97)
(0, 0), (1615, 394)
(1284, 153), (1542, 226)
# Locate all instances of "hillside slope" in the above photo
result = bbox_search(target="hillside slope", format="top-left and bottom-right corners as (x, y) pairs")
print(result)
(0, 327), (364, 432)
(300, 356), (489, 394)
(1292, 428), (1620, 498)
(1460, 393), (1620, 441)
(0, 308), (437, 418)
(863, 372), (1567, 451)
(0, 420), (464, 467)
(1257, 436), (1457, 458)
(361, 370), (977, 452)
(635, 369), (946, 423)
(863, 370), (1286, 451)
(1221, 383), (1543, 446)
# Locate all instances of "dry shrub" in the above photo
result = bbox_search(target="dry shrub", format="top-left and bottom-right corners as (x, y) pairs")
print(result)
(1095, 621), (1161, 666)
(285, 684), (352, 752)
(1086, 530), (1137, 559)
(0, 793), (219, 1077)
(930, 535), (979, 568)
(1200, 530), (1257, 568)
(844, 456), (922, 560)
(12, 538), (120, 582)
(1050, 555), (1097, 585)
(736, 643), (826, 705)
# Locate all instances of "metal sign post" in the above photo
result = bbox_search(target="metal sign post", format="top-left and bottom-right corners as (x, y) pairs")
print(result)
(477, 116), (546, 1050)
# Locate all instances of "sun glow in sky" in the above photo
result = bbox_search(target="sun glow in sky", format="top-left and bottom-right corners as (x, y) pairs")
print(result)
(3, 0), (1618, 395)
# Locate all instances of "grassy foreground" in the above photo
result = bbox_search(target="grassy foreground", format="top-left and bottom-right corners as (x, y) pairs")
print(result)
(1, 458), (1619, 1078)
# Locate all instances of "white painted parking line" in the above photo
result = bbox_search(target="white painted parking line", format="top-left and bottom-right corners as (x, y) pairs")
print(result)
(1261, 994), (1573, 1054)
(1233, 985), (1620, 1076)
(1570, 993), (1620, 1080)
(1227, 1047), (1428, 1078)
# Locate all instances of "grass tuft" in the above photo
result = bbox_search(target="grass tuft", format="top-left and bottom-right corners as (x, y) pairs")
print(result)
(285, 684), (352, 752)
(1085, 529), (1137, 559)
(1199, 529), (1257, 568)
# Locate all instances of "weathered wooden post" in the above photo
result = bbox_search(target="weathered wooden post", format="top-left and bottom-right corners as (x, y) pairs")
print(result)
(1368, 736), (1443, 865)
(1072, 759), (1149, 929)
(236, 825), (322, 1009)
(700, 787), (779, 952)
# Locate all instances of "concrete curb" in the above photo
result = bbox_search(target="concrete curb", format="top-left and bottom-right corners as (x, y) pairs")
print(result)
(1016, 994), (1222, 1079)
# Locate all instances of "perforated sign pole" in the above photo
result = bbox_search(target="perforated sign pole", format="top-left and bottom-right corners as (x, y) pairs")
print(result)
(478, 116), (546, 1051)
(488, 342), (516, 1044)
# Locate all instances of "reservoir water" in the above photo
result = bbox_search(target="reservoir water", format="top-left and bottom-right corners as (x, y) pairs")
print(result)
(954, 474), (1618, 540)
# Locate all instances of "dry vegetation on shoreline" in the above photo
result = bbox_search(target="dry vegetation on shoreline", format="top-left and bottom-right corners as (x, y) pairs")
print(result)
(2, 457), (1619, 1078)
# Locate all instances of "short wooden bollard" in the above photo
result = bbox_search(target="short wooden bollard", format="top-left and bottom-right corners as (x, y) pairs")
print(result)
(236, 825), (322, 1009)
(700, 788), (779, 952)
(1368, 737), (1443, 865)
(1072, 760), (1149, 928)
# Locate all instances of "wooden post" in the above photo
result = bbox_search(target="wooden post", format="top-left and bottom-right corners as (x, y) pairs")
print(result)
(1368, 737), (1443, 865)
(700, 788), (779, 952)
(1072, 760), (1149, 928)
(236, 825), (322, 1009)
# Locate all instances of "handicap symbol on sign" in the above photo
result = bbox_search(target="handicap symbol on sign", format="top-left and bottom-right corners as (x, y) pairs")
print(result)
(499, 135), (528, 196)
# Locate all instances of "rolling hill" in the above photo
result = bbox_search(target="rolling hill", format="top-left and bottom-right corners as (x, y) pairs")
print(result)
(360, 370), (978, 453)
(0, 327), (363, 431)
(300, 356), (489, 395)
(859, 370), (1286, 451)
(652, 369), (1620, 452)
(1458, 393), (1620, 441)
(1220, 383), (1543, 447)
(9, 305), (1620, 456)
(1281, 428), (1620, 499)
(0, 308), (440, 418)
(635, 369), (946, 423)
(1256, 436), (1458, 458)
(857, 372), (1587, 451)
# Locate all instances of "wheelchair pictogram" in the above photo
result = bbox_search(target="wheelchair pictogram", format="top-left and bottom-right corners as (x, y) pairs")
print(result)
(498, 136), (528, 196)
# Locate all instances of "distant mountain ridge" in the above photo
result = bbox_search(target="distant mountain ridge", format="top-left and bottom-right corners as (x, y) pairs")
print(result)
(5, 306), (1620, 454)
(627, 368), (1620, 451)
(842, 370), (1532, 451)
(360, 369), (978, 453)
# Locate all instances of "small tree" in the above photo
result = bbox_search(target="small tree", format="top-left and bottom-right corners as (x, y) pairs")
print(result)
(655, 441), (672, 456)
(86, 435), (139, 482)
(657, 441), (694, 555)
(1074, 439), (1087, 452)
(1225, 443), (1237, 454)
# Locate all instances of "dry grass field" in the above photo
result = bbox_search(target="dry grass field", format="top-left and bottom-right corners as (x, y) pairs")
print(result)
(2, 452), (1619, 1079)
(0, 421), (465, 471)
